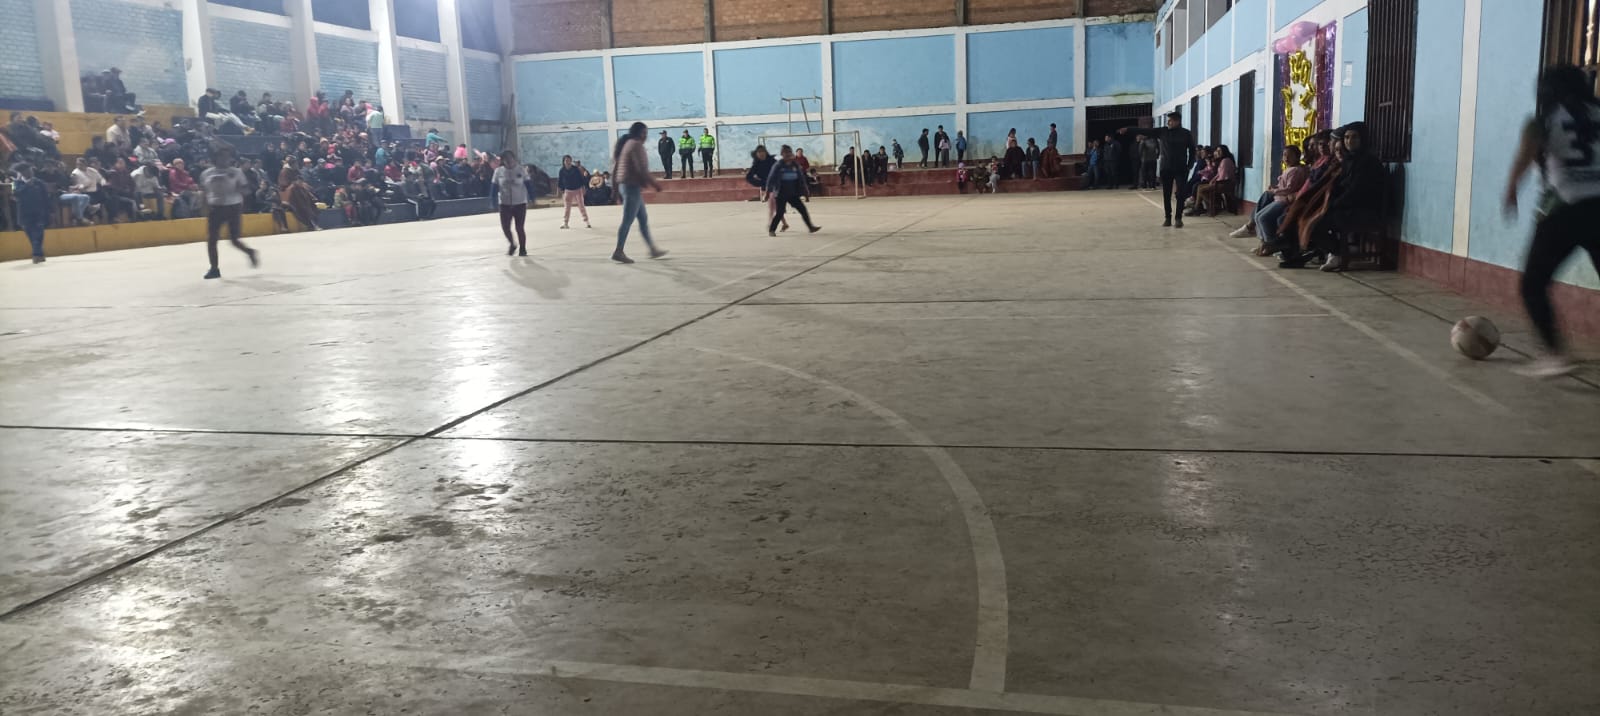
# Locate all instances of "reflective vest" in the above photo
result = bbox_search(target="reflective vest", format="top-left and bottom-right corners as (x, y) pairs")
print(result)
(679, 136), (695, 150)
(698, 134), (716, 149)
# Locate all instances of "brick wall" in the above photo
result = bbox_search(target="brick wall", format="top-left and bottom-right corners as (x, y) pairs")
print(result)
(1085, 0), (1159, 15)
(465, 56), (503, 121)
(0, 0), (48, 101)
(399, 46), (451, 122)
(315, 34), (382, 105)
(714, 0), (823, 41)
(613, 0), (702, 47)
(833, 0), (956, 33)
(968, 0), (1079, 25)
(71, 0), (189, 106)
(212, 17), (296, 104)
(509, 0), (608, 54)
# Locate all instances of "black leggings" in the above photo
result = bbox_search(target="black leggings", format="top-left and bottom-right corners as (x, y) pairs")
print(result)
(499, 203), (527, 249)
(206, 203), (250, 269)
(1522, 197), (1600, 352)
(769, 194), (812, 232)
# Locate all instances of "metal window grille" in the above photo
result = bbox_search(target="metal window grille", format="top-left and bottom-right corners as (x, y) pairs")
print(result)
(1209, 85), (1223, 146)
(1363, 0), (1418, 162)
(1238, 71), (1255, 168)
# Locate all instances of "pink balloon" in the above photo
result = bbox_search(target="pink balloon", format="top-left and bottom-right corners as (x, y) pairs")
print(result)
(1275, 37), (1296, 54)
(1291, 21), (1319, 43)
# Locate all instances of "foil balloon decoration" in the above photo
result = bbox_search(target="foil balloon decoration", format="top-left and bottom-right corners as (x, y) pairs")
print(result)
(1290, 21), (1319, 45)
(1316, 22), (1338, 131)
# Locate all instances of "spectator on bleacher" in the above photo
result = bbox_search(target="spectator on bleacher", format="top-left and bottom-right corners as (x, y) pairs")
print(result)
(955, 132), (968, 164)
(1025, 138), (1041, 180)
(133, 164), (166, 218)
(72, 157), (111, 221)
(276, 158), (321, 230)
(99, 158), (141, 222)
(986, 157), (1001, 193)
(39, 121), (60, 143)
(11, 165), (51, 263)
(793, 147), (810, 174)
(230, 91), (258, 128)
(875, 146), (890, 180)
(106, 116), (132, 151)
(401, 173), (436, 219)
(454, 143), (468, 161)
(1002, 141), (1026, 180)
(425, 128), (444, 146)
(366, 105), (386, 140)
(256, 93), (282, 130)
(59, 159), (97, 225)
(306, 91), (333, 137)
(105, 68), (138, 114)
(839, 146), (857, 186)
(934, 126), (951, 167)
(337, 92), (359, 126)
(167, 157), (198, 195)
(198, 88), (250, 133)
(5, 112), (59, 159)
(1283, 122), (1384, 272)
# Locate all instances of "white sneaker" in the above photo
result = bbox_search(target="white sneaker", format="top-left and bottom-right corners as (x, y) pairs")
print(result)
(1514, 355), (1577, 379)
(1320, 254), (1347, 272)
(1229, 225), (1255, 238)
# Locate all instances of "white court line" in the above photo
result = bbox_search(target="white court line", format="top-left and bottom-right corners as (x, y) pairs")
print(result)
(1580, 460), (1600, 478)
(876, 313), (1334, 321)
(0, 624), (1297, 716)
(697, 215), (909, 296)
(679, 344), (1011, 693)
(1134, 194), (1507, 413)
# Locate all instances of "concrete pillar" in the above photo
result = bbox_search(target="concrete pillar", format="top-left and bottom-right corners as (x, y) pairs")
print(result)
(35, 0), (84, 112)
(180, 0), (217, 105)
(494, 0), (515, 149)
(437, 0), (472, 147)
(369, 0), (405, 124)
(285, 0), (319, 104)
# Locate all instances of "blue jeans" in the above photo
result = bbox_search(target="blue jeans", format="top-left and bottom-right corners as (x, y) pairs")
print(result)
(23, 222), (45, 257)
(59, 193), (89, 222)
(1256, 198), (1288, 246)
(616, 184), (656, 253)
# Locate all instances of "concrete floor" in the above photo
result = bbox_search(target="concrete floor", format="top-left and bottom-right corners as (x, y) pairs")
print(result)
(2, 193), (1598, 715)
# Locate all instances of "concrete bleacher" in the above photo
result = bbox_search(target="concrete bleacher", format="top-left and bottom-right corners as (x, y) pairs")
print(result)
(19, 104), (195, 156)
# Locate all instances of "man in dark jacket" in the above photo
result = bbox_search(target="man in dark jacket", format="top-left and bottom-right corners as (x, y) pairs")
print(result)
(11, 164), (51, 263)
(105, 68), (137, 113)
(933, 126), (951, 167)
(917, 129), (930, 168)
(765, 144), (820, 236)
(1155, 111), (1197, 227)
(1282, 121), (1386, 271)
(657, 131), (676, 179)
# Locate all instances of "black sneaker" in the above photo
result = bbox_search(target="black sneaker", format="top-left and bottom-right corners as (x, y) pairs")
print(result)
(203, 267), (221, 279)
(506, 243), (515, 256)
(518, 248), (528, 257)
(247, 249), (260, 268)
(808, 225), (821, 233)
(649, 248), (669, 259)
(612, 251), (634, 264)
(1162, 217), (1172, 227)
(1174, 217), (1184, 228)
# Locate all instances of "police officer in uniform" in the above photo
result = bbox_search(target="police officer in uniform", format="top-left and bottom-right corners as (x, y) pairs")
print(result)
(679, 130), (696, 178)
(698, 129), (717, 178)
(658, 130), (676, 179)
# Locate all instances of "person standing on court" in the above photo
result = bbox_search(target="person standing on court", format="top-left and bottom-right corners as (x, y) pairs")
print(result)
(934, 126), (951, 167)
(698, 129), (717, 178)
(557, 154), (591, 230)
(678, 130), (696, 179)
(765, 145), (821, 236)
(493, 150), (531, 255)
(1156, 111), (1197, 228)
(657, 130), (676, 179)
(11, 165), (51, 263)
(199, 150), (259, 280)
(917, 129), (931, 167)
(613, 122), (668, 264)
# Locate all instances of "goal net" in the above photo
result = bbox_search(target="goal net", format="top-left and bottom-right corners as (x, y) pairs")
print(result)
(756, 130), (867, 200)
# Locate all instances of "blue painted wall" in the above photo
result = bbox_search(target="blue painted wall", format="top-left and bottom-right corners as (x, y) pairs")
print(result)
(212, 17), (295, 104)
(713, 44), (822, 118)
(398, 47), (451, 122)
(834, 113), (957, 162)
(514, 57), (607, 126)
(210, 0), (284, 13)
(0, 0), (47, 101)
(465, 56), (503, 121)
(717, 122), (802, 163)
(967, 108), (1070, 159)
(1338, 7), (1368, 126)
(1086, 22), (1155, 97)
(833, 36), (955, 110)
(1398, 0), (1464, 253)
(1233, 0), (1267, 63)
(1205, 15), (1232, 79)
(72, 0), (188, 105)
(519, 129), (609, 175)
(967, 27), (1073, 103)
(1276, 0), (1322, 29)
(315, 34), (381, 105)
(613, 52), (705, 121)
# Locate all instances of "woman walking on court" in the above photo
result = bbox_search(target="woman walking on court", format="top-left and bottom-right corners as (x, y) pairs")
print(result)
(1503, 64), (1600, 378)
(199, 150), (259, 279)
(611, 122), (668, 264)
(764, 145), (821, 236)
(493, 150), (530, 255)
(747, 145), (787, 232)
(557, 154), (591, 229)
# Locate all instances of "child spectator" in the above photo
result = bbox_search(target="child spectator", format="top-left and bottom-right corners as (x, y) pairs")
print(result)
(987, 158), (1002, 193)
(956, 162), (969, 193)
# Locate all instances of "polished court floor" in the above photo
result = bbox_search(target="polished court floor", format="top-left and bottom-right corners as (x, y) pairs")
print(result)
(2, 192), (1598, 715)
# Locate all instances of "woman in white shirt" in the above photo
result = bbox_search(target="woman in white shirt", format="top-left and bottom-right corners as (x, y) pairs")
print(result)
(491, 151), (530, 256)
